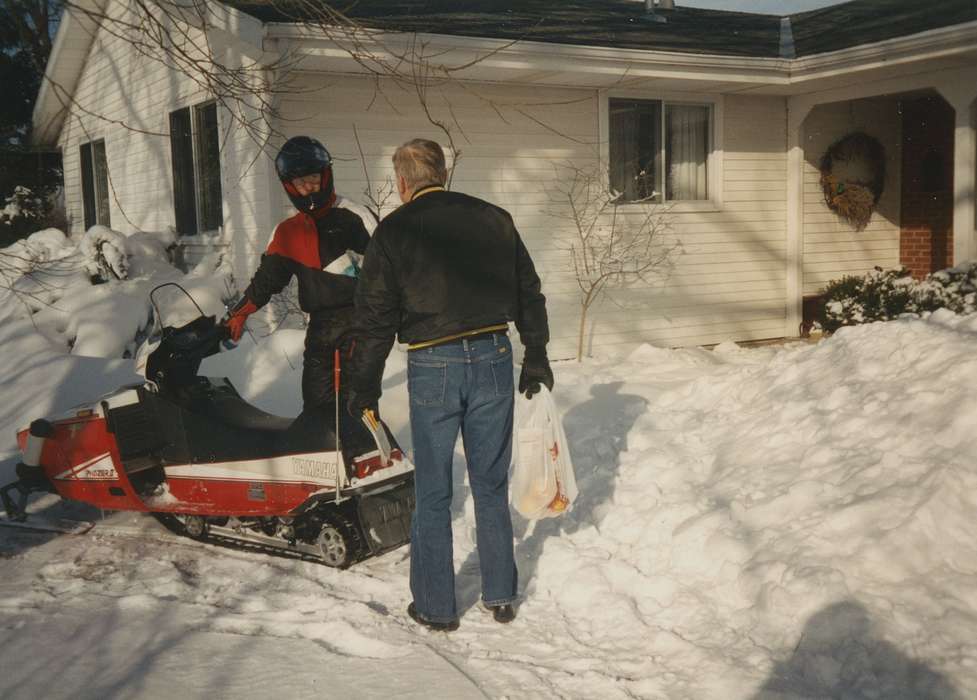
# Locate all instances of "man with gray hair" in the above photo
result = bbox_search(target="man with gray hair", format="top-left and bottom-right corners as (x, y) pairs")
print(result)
(349, 138), (553, 631)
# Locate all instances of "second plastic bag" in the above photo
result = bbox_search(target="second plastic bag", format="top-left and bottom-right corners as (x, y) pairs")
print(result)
(510, 386), (577, 520)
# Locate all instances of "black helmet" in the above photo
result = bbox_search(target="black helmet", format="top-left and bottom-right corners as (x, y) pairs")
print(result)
(275, 136), (335, 214)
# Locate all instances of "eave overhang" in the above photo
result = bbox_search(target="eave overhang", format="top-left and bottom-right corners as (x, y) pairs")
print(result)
(265, 18), (977, 97)
(33, 7), (977, 147)
(30, 0), (265, 147)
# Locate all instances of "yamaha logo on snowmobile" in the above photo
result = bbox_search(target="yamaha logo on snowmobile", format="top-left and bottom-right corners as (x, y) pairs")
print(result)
(291, 456), (339, 480)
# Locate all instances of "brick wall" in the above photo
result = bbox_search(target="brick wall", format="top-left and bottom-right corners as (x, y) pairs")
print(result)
(900, 95), (954, 278)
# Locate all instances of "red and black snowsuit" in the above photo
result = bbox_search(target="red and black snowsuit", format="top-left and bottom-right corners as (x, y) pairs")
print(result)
(242, 204), (373, 410)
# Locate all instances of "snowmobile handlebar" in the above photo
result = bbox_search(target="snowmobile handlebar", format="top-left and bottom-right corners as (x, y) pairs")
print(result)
(145, 315), (229, 390)
(162, 316), (228, 357)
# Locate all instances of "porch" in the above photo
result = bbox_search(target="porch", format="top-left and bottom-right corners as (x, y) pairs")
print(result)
(785, 67), (977, 336)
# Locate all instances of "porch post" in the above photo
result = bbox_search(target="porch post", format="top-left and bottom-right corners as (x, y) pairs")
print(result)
(786, 97), (813, 338)
(938, 85), (977, 265)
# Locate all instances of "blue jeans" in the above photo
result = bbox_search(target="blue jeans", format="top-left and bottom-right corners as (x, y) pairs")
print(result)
(407, 333), (518, 623)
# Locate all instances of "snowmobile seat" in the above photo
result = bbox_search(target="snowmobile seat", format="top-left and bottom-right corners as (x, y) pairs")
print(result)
(207, 389), (293, 433)
(197, 379), (293, 433)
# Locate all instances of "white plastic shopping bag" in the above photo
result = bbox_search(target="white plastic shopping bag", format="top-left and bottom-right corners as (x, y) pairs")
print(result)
(510, 386), (577, 520)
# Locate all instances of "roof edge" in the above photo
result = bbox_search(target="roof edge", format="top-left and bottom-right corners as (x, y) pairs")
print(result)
(265, 19), (977, 92)
(31, 0), (107, 147)
(32, 0), (266, 147)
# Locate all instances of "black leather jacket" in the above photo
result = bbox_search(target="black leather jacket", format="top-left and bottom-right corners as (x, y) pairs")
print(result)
(351, 189), (549, 402)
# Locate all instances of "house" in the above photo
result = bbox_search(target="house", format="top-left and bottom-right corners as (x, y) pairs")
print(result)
(32, 0), (977, 358)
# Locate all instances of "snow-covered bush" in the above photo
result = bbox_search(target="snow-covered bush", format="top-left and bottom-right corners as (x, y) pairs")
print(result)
(0, 228), (86, 310)
(914, 264), (977, 314)
(0, 185), (67, 246)
(1, 227), (70, 273)
(2, 224), (231, 358)
(80, 225), (130, 281)
(820, 262), (977, 332)
(0, 186), (43, 229)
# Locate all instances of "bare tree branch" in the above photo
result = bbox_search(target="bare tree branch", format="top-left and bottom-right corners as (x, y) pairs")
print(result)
(547, 162), (681, 360)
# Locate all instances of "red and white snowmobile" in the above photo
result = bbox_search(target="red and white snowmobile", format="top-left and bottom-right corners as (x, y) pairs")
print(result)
(0, 284), (414, 568)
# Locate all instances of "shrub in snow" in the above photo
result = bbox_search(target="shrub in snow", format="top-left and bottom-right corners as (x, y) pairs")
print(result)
(80, 225), (130, 281)
(820, 263), (977, 332)
(0, 186), (43, 227)
(0, 186), (68, 247)
(0, 185), (44, 241)
(126, 228), (177, 262)
(126, 228), (179, 277)
(1, 227), (70, 273)
(913, 264), (977, 315)
(0, 228), (81, 308)
(3, 222), (233, 358)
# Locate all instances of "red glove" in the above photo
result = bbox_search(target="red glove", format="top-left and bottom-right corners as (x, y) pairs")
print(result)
(223, 297), (257, 342)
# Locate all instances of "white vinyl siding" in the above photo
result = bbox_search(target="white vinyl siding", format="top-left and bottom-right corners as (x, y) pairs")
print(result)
(801, 98), (902, 296)
(57, 1), (269, 270)
(280, 79), (788, 356)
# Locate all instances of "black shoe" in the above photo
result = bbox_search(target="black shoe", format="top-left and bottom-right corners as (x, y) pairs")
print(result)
(487, 603), (516, 624)
(407, 602), (459, 632)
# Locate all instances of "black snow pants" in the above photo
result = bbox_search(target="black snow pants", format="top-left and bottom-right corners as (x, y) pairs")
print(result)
(285, 307), (374, 462)
(301, 309), (355, 411)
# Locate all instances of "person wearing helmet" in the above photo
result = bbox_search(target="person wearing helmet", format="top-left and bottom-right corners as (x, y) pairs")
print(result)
(222, 136), (377, 413)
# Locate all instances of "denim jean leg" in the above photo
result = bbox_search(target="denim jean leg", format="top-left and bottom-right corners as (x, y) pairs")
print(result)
(460, 338), (517, 606)
(408, 353), (463, 623)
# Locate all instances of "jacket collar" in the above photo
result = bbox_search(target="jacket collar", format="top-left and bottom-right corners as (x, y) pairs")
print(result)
(410, 185), (446, 201)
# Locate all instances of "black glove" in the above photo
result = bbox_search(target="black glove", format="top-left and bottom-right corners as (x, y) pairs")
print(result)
(519, 346), (554, 399)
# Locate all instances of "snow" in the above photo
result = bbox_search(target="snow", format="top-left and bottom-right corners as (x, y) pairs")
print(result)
(2, 228), (977, 698)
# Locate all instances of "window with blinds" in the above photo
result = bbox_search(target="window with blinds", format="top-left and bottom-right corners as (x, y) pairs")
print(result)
(609, 98), (711, 204)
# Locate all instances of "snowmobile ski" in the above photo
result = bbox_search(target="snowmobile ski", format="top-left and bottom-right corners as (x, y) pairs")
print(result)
(0, 515), (94, 535)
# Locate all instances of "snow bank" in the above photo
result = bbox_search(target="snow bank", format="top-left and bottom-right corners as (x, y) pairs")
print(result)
(524, 314), (977, 698)
(195, 312), (977, 698)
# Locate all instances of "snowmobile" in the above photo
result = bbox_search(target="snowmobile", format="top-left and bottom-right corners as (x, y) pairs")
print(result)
(0, 284), (415, 568)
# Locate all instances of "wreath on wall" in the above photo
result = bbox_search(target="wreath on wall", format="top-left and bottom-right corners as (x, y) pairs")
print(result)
(819, 131), (886, 231)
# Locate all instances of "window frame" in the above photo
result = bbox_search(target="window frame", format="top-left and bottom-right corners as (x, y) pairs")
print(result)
(169, 99), (224, 237)
(79, 138), (111, 229)
(600, 90), (724, 212)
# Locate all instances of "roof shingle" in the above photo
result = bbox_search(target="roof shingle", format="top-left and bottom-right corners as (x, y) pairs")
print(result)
(222, 0), (977, 58)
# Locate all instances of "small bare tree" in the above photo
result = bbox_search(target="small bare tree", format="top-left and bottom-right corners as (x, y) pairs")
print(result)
(548, 163), (680, 361)
(352, 123), (395, 222)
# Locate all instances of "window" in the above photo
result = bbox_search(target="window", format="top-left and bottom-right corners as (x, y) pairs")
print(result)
(609, 98), (712, 203)
(80, 139), (110, 228)
(169, 101), (223, 235)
